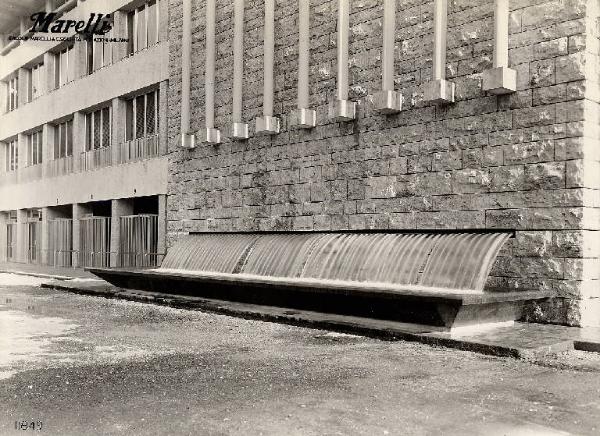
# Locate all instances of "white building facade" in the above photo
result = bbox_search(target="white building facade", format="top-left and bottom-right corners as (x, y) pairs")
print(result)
(0, 0), (168, 269)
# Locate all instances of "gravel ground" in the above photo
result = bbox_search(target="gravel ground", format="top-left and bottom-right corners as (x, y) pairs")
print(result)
(0, 273), (599, 436)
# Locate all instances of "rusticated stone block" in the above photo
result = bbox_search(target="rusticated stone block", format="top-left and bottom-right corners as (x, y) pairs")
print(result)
(164, 0), (600, 326)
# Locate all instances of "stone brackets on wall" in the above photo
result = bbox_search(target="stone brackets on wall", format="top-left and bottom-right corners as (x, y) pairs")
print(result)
(199, 0), (221, 145)
(290, 0), (316, 129)
(255, 0), (280, 135)
(423, 0), (455, 104)
(373, 0), (403, 114)
(482, 0), (517, 94)
(180, 0), (521, 146)
(329, 0), (357, 122)
(231, 0), (249, 140)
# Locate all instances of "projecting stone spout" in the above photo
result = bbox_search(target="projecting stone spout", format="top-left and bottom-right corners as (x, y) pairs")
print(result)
(88, 231), (552, 331)
(159, 232), (510, 294)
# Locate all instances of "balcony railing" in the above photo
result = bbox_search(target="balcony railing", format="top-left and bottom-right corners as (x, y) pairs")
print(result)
(80, 146), (112, 171)
(0, 136), (161, 187)
(119, 134), (159, 164)
(19, 164), (43, 183)
(46, 156), (74, 177)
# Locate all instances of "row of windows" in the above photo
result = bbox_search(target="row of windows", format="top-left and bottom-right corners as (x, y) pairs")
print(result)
(3, 89), (159, 171)
(3, 0), (161, 113)
(28, 131), (43, 167)
(5, 139), (18, 172)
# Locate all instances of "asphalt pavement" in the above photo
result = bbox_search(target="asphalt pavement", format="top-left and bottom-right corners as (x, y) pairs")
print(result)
(1, 273), (599, 436)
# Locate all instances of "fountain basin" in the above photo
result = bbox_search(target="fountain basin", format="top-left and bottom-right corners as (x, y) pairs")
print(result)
(87, 231), (552, 331)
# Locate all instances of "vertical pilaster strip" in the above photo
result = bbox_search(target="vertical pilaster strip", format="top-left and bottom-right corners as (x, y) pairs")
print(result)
(374, 0), (402, 114)
(17, 68), (29, 106)
(329, 0), (355, 121)
(200, 0), (221, 144)
(158, 0), (168, 43)
(16, 209), (27, 263)
(41, 207), (51, 265)
(255, 0), (280, 135)
(337, 0), (349, 101)
(432, 0), (447, 82)
(298, 0), (310, 109)
(43, 52), (56, 93)
(232, 0), (244, 123)
(111, 11), (128, 63)
(158, 81), (169, 155)
(382, 0), (395, 91)
(112, 97), (126, 164)
(0, 212), (6, 263)
(263, 0), (275, 117)
(157, 194), (167, 262)
(231, 0), (249, 139)
(482, 0), (517, 94)
(494, 0), (509, 68)
(42, 123), (54, 178)
(17, 133), (27, 179)
(72, 203), (87, 267)
(0, 141), (5, 172)
(179, 0), (195, 148)
(72, 111), (86, 173)
(205, 1), (216, 127)
(423, 0), (454, 103)
(291, 0), (316, 128)
(110, 199), (134, 267)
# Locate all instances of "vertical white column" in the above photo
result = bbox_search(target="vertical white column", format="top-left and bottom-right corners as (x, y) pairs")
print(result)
(337, 0), (349, 100)
(374, 0), (402, 114)
(199, 0), (221, 144)
(231, 0), (249, 139)
(264, 0), (275, 117)
(157, 194), (167, 262)
(179, 0), (195, 148)
(110, 199), (134, 267)
(291, 0), (316, 128)
(482, 0), (517, 94)
(0, 212), (6, 263)
(382, 0), (394, 90)
(255, 0), (280, 135)
(72, 111), (85, 173)
(16, 209), (27, 263)
(329, 0), (356, 121)
(111, 97), (126, 164)
(432, 0), (447, 82)
(42, 123), (54, 178)
(298, 0), (310, 109)
(424, 0), (454, 103)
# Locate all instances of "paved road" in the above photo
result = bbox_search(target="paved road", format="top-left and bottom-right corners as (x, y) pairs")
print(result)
(1, 273), (599, 436)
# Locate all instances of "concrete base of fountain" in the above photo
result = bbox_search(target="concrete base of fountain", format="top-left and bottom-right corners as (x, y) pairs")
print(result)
(87, 267), (552, 331)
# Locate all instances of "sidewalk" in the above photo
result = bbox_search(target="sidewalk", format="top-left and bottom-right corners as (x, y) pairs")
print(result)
(2, 261), (599, 359)
(0, 261), (97, 280)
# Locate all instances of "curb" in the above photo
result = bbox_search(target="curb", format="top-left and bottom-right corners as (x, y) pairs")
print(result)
(41, 281), (580, 359)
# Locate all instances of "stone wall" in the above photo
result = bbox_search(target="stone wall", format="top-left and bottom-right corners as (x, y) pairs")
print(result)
(167, 0), (600, 326)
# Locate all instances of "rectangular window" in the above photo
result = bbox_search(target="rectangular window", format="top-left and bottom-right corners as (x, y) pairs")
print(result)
(126, 89), (159, 140)
(86, 34), (114, 75)
(128, 0), (160, 56)
(27, 131), (43, 166)
(53, 119), (73, 159)
(29, 63), (44, 101)
(5, 139), (18, 172)
(56, 46), (74, 88)
(6, 76), (18, 112)
(85, 107), (111, 150)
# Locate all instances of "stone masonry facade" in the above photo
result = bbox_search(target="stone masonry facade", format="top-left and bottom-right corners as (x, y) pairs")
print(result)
(167, 0), (600, 326)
